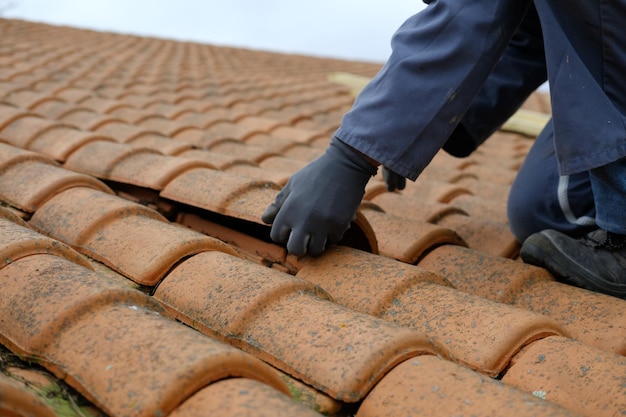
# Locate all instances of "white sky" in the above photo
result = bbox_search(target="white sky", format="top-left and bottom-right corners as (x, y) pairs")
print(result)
(3, 0), (426, 63)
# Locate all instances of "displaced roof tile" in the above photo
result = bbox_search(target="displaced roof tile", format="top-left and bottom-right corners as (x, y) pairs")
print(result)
(160, 167), (281, 224)
(30, 187), (236, 285)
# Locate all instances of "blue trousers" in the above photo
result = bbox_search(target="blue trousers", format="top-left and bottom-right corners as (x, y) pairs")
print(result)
(336, 0), (626, 239)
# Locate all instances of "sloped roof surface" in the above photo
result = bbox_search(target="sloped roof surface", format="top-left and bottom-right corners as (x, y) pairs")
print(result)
(0, 18), (624, 417)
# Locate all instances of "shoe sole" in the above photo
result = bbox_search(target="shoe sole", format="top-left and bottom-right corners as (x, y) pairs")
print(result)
(521, 235), (626, 299)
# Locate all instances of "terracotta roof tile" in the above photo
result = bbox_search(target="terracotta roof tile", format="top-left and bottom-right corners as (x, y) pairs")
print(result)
(501, 336), (626, 417)
(27, 125), (114, 162)
(369, 191), (468, 223)
(160, 167), (281, 224)
(64, 141), (213, 189)
(435, 213), (520, 258)
(0, 253), (286, 417)
(295, 246), (567, 376)
(0, 372), (57, 417)
(0, 156), (111, 213)
(360, 206), (467, 264)
(0, 113), (58, 149)
(169, 379), (324, 417)
(0, 212), (92, 269)
(154, 250), (437, 402)
(30, 187), (236, 285)
(419, 245), (626, 355)
(357, 356), (580, 417)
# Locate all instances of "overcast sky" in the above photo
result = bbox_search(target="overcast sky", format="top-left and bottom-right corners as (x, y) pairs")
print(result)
(4, 0), (426, 63)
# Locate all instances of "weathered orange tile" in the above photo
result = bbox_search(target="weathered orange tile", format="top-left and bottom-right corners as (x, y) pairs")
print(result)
(224, 163), (291, 186)
(51, 303), (287, 417)
(64, 141), (213, 189)
(169, 378), (324, 417)
(53, 86), (92, 103)
(461, 163), (517, 185)
(57, 108), (110, 130)
(126, 133), (194, 155)
(296, 245), (567, 376)
(94, 119), (161, 142)
(176, 148), (252, 169)
(195, 120), (254, 142)
(30, 187), (236, 285)
(357, 355), (580, 417)
(0, 372), (57, 417)
(360, 206), (467, 264)
(77, 95), (127, 114)
(258, 155), (307, 174)
(0, 114), (59, 148)
(455, 175), (515, 202)
(370, 192), (467, 223)
(160, 167), (281, 224)
(0, 103), (37, 127)
(136, 115), (194, 137)
(399, 178), (473, 203)
(0, 158), (111, 212)
(280, 143), (324, 162)
(435, 212), (521, 258)
(27, 125), (115, 162)
(208, 140), (279, 164)
(0, 253), (147, 357)
(2, 89), (51, 110)
(107, 106), (150, 124)
(238, 115), (286, 133)
(418, 244), (553, 303)
(510, 279), (626, 355)
(154, 250), (437, 402)
(0, 140), (53, 167)
(173, 106), (233, 128)
(269, 125), (325, 144)
(501, 336), (626, 417)
(0, 254), (286, 417)
(29, 96), (73, 119)
(449, 193), (509, 225)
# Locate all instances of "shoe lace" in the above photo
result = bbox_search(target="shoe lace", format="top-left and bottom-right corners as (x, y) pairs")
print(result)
(582, 229), (626, 250)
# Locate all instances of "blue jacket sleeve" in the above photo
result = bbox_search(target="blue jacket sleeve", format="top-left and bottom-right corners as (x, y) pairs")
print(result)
(335, 0), (532, 180)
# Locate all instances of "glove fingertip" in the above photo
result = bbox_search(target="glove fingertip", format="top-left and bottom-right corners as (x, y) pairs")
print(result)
(261, 204), (278, 224)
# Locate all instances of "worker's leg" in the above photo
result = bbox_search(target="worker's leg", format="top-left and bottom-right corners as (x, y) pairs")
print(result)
(507, 119), (596, 242)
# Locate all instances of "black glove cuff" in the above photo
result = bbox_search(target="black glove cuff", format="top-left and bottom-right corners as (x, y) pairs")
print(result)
(330, 137), (378, 177)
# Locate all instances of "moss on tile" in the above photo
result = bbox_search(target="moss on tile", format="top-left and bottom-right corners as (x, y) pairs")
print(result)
(0, 345), (105, 417)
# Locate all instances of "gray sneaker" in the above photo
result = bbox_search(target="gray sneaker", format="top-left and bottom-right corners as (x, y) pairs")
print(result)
(520, 228), (626, 299)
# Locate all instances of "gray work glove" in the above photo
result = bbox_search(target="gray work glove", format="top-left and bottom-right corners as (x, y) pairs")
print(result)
(262, 137), (377, 257)
(382, 166), (406, 191)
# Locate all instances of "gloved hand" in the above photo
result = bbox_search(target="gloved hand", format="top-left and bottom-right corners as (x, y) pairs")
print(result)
(262, 137), (377, 257)
(382, 166), (406, 191)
